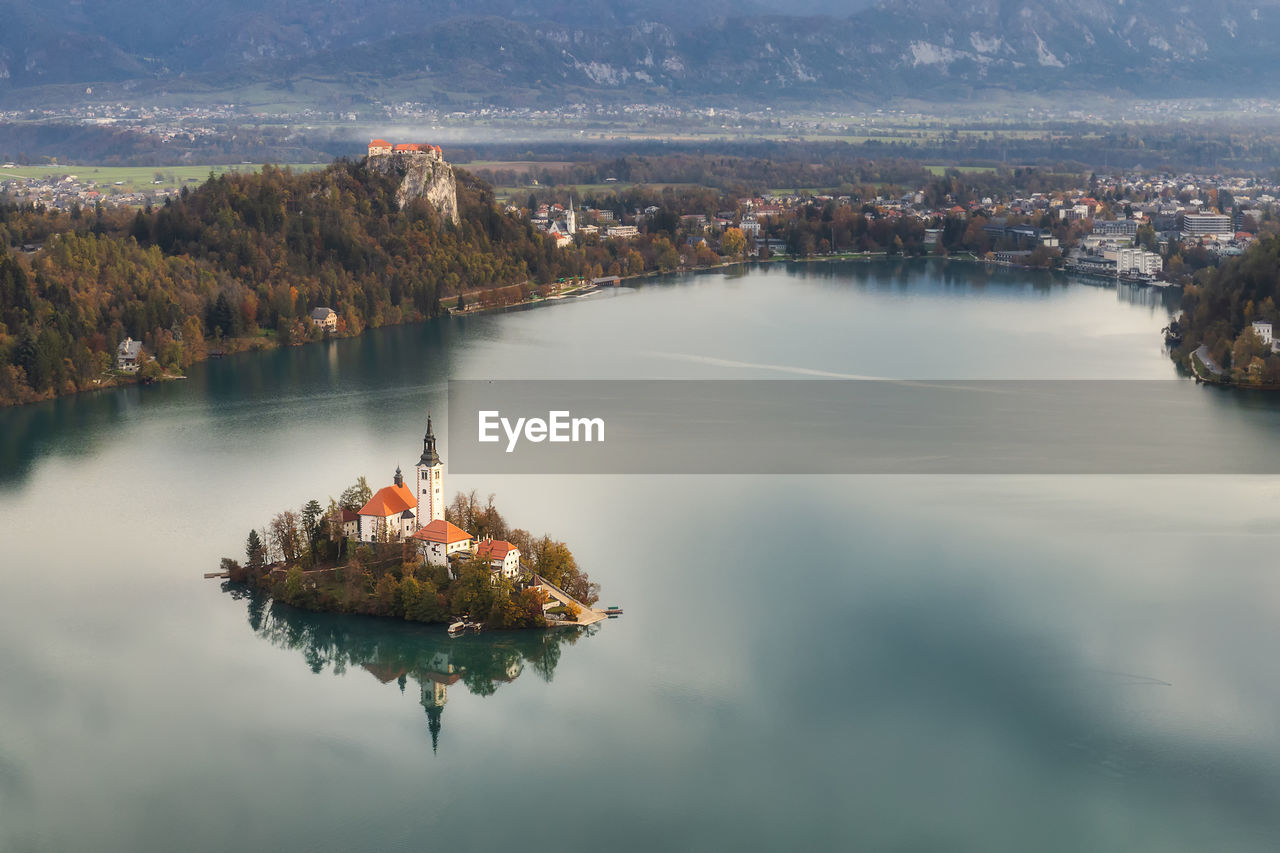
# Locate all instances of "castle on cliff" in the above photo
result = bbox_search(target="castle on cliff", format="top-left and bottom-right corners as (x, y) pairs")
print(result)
(368, 139), (443, 157)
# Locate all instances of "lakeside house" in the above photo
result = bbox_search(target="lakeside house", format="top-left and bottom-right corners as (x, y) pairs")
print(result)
(310, 307), (338, 331)
(116, 337), (142, 373)
(1251, 321), (1280, 353)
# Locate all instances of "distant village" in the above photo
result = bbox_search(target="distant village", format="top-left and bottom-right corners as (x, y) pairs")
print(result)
(522, 170), (1275, 283)
(0, 167), (191, 211)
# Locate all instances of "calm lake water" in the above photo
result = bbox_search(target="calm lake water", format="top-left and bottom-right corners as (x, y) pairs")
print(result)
(4, 260), (1280, 852)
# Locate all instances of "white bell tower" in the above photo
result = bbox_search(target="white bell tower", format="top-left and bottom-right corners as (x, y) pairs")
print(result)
(416, 414), (445, 523)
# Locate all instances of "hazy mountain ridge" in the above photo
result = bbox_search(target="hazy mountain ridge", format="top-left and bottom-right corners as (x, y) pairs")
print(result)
(1, 0), (1277, 104)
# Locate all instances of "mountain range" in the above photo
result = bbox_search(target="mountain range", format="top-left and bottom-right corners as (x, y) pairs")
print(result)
(1, 0), (1277, 107)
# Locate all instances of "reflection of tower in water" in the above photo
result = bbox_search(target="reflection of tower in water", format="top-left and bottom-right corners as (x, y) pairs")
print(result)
(421, 679), (447, 753)
(419, 653), (463, 754)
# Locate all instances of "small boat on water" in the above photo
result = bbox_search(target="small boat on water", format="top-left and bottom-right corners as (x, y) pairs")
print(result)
(604, 606), (623, 617)
(447, 621), (466, 635)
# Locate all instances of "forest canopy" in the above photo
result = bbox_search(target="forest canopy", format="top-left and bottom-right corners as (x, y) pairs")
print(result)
(0, 161), (649, 405)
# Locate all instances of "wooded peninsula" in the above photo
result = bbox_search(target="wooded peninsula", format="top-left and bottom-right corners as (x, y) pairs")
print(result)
(0, 158), (740, 407)
(1168, 233), (1280, 386)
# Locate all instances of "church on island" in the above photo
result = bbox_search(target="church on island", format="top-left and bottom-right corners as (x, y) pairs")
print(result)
(348, 416), (521, 580)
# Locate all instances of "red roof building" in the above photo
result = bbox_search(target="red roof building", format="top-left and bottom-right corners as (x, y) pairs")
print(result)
(413, 519), (472, 545)
(412, 518), (473, 570)
(356, 468), (418, 543)
(476, 538), (521, 579)
(358, 483), (417, 518)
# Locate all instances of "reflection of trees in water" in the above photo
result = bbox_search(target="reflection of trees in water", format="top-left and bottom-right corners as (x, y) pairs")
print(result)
(227, 586), (593, 752)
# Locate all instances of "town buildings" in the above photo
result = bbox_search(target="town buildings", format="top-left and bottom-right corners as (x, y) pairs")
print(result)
(1181, 212), (1234, 241)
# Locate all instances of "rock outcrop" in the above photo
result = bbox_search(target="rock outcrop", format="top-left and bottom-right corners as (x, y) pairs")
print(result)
(365, 149), (459, 225)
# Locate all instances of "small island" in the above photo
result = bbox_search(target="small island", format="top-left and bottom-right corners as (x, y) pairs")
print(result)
(217, 416), (606, 630)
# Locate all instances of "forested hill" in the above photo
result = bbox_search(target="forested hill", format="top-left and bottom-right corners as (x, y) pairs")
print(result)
(0, 161), (598, 406)
(1172, 235), (1280, 385)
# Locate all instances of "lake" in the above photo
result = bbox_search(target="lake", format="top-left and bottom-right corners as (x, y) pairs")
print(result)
(3, 259), (1280, 852)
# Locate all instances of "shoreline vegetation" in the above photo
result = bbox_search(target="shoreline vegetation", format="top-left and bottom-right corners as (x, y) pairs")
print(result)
(1165, 233), (1280, 388)
(5, 150), (1279, 407)
(0, 154), (1070, 409)
(0, 248), (1194, 410)
(219, 484), (602, 632)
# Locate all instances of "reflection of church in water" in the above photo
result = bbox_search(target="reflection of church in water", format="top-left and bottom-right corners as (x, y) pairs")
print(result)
(244, 591), (585, 754)
(361, 648), (523, 753)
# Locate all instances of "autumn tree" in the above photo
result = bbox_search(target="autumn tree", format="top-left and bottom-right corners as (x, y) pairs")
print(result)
(269, 510), (303, 563)
(339, 477), (372, 511)
(721, 227), (747, 259)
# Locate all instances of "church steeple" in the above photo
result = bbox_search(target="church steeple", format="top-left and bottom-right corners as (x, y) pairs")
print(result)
(393, 466), (404, 488)
(416, 412), (445, 523)
(419, 414), (442, 467)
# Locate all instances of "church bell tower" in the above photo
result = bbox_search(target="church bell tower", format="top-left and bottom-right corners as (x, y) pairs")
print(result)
(416, 414), (444, 523)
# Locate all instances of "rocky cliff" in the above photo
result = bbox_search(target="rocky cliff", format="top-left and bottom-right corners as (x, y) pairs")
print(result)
(365, 149), (459, 225)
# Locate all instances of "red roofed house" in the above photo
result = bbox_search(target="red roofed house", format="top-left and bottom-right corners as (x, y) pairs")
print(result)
(330, 508), (359, 540)
(476, 538), (521, 579)
(368, 139), (392, 156)
(357, 467), (419, 543)
(412, 519), (474, 572)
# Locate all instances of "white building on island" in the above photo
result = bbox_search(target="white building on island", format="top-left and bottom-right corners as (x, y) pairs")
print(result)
(344, 417), (528, 585)
(355, 416), (445, 543)
(416, 415), (445, 524)
(476, 538), (521, 579)
(413, 518), (473, 572)
(356, 468), (418, 543)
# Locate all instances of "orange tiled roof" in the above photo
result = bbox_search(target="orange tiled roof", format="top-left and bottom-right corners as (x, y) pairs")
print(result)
(358, 483), (417, 517)
(476, 539), (517, 560)
(412, 519), (472, 545)
(369, 139), (391, 147)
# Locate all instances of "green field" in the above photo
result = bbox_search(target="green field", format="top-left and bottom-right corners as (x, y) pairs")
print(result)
(0, 163), (327, 192)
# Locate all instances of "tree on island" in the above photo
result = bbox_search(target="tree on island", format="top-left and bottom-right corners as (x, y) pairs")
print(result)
(301, 499), (324, 554)
(246, 529), (265, 569)
(339, 477), (372, 511)
(269, 510), (303, 563)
